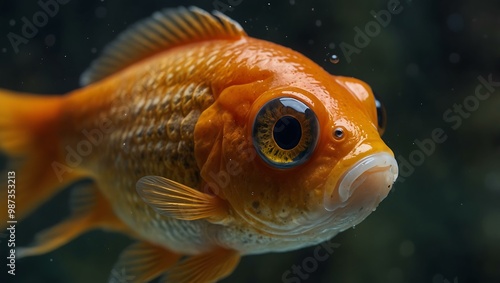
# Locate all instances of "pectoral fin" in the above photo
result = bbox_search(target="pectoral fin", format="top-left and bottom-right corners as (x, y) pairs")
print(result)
(136, 176), (228, 222)
(109, 241), (181, 283)
(163, 248), (240, 283)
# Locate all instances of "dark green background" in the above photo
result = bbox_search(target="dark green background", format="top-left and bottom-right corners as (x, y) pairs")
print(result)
(1, 0), (499, 282)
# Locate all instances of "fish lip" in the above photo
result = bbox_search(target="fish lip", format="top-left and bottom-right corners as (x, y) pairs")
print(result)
(324, 152), (399, 211)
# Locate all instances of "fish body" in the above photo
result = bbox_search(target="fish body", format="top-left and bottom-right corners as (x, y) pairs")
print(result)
(0, 7), (398, 282)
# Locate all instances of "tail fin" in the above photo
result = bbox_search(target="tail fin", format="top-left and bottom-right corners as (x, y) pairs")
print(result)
(0, 89), (86, 228)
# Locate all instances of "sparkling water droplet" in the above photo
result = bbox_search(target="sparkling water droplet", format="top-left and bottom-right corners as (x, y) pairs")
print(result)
(329, 54), (339, 64)
(449, 52), (460, 64)
(95, 6), (107, 18)
(45, 34), (56, 47)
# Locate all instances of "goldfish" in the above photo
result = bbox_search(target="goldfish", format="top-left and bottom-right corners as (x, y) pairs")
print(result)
(0, 6), (398, 283)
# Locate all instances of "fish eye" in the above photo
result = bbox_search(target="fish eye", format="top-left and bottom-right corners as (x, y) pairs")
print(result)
(374, 94), (387, 136)
(253, 97), (319, 168)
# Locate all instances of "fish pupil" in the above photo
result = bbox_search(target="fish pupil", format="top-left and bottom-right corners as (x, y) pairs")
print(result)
(273, 116), (302, 150)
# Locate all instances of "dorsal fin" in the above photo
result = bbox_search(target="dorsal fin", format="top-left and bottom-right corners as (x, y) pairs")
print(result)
(80, 6), (247, 86)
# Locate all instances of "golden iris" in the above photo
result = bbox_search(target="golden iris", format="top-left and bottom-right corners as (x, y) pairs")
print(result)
(253, 97), (319, 168)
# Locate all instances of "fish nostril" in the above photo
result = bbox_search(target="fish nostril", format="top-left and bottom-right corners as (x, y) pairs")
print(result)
(333, 127), (346, 140)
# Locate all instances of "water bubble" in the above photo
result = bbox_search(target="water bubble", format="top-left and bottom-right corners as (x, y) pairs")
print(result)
(2, 48), (6, 53)
(482, 212), (500, 239)
(447, 13), (464, 32)
(399, 240), (415, 257)
(289, 0), (295, 5)
(406, 63), (419, 77)
(386, 267), (403, 282)
(9, 19), (15, 26)
(484, 171), (500, 192)
(91, 47), (97, 54)
(45, 34), (56, 47)
(328, 43), (335, 49)
(315, 20), (322, 27)
(448, 52), (460, 64)
(329, 54), (339, 64)
(95, 6), (107, 18)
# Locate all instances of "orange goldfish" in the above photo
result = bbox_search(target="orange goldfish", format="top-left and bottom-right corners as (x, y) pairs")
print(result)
(0, 6), (398, 283)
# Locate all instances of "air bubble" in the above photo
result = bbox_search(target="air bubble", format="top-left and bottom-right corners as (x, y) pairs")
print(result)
(45, 34), (56, 47)
(399, 240), (415, 257)
(95, 6), (107, 18)
(329, 54), (339, 64)
(449, 52), (460, 64)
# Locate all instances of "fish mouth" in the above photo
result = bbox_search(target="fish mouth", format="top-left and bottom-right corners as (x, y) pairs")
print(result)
(324, 152), (399, 212)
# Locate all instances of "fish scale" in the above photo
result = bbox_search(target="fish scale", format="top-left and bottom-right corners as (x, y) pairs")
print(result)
(93, 77), (215, 249)
(51, 44), (221, 250)
(0, 7), (399, 282)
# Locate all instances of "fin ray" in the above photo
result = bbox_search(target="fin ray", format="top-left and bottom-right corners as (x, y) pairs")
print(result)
(0, 90), (91, 228)
(109, 242), (181, 283)
(164, 248), (240, 283)
(80, 6), (246, 86)
(17, 183), (130, 258)
(136, 176), (227, 221)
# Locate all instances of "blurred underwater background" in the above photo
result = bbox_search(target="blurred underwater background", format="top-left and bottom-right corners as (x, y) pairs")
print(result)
(0, 0), (499, 282)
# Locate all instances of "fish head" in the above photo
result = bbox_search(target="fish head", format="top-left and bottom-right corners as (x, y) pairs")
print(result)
(195, 49), (398, 239)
